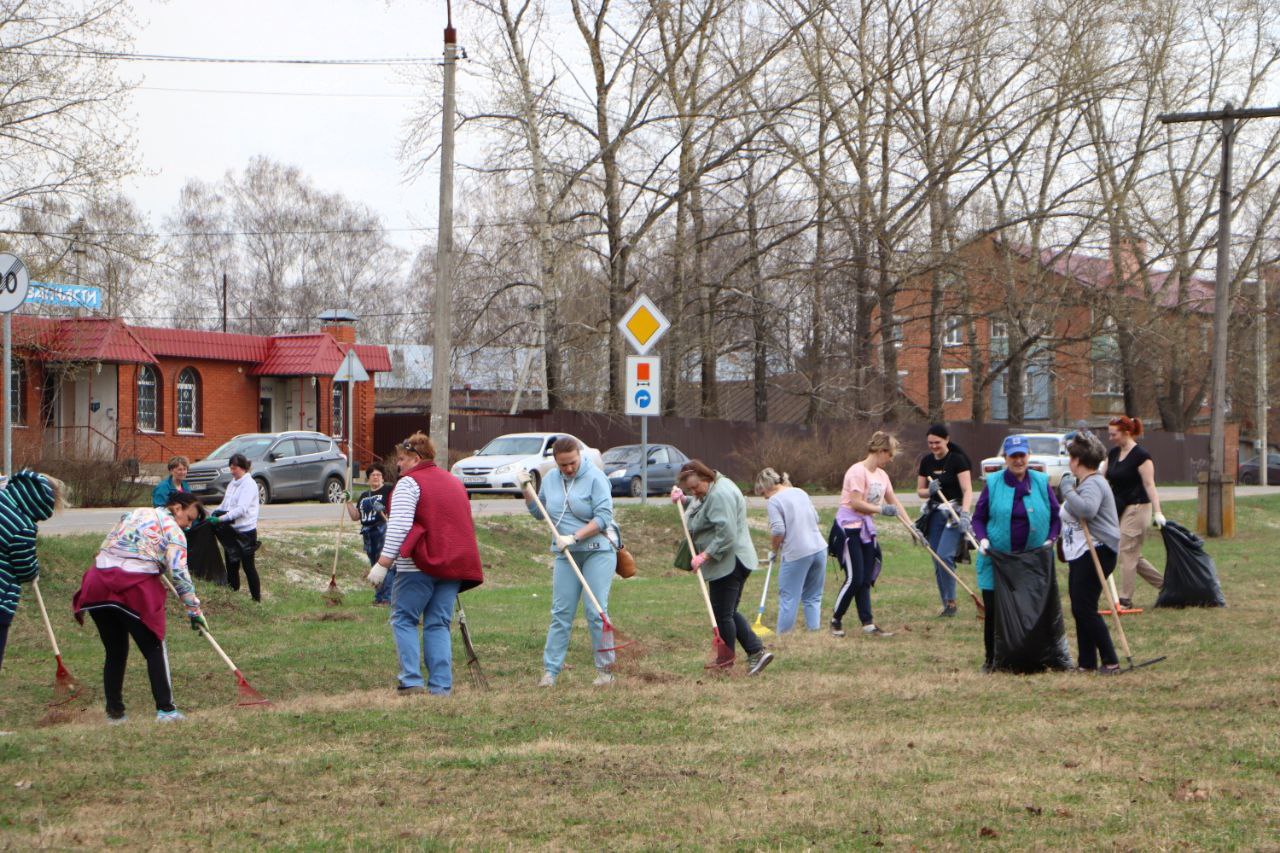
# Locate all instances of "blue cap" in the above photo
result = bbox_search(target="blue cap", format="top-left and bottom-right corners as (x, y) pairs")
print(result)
(1002, 435), (1030, 456)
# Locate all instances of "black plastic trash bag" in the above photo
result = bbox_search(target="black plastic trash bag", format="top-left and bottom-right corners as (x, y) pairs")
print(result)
(187, 519), (227, 585)
(1154, 520), (1225, 608)
(990, 546), (1073, 673)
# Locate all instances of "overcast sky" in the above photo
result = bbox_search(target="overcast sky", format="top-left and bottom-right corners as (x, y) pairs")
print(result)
(124, 0), (452, 253)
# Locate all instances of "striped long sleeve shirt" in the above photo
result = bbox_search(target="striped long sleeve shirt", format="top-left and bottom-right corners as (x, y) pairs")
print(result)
(0, 471), (56, 624)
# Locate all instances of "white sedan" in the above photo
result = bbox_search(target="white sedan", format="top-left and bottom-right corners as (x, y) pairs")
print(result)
(450, 432), (605, 496)
(979, 432), (1072, 486)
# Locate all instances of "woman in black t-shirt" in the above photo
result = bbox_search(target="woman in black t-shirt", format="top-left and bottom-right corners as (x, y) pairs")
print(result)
(914, 424), (973, 616)
(1101, 416), (1165, 608)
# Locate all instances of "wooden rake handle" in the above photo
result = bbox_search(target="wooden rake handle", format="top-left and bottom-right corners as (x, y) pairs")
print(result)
(524, 485), (609, 617)
(160, 574), (239, 674)
(675, 499), (720, 631)
(893, 510), (982, 602)
(30, 579), (63, 658)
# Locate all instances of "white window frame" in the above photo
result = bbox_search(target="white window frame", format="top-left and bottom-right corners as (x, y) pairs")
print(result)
(990, 321), (1008, 341)
(943, 369), (968, 403)
(891, 315), (904, 349)
(943, 315), (964, 347)
(137, 365), (158, 431)
(9, 359), (24, 426)
(176, 368), (199, 433)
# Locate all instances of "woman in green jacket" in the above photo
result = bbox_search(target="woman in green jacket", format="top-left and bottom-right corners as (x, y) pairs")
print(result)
(672, 460), (774, 675)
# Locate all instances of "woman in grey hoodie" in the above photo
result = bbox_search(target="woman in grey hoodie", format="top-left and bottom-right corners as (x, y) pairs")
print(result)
(1057, 431), (1123, 675)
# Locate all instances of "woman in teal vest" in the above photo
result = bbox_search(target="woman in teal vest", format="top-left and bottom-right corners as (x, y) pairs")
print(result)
(971, 435), (1061, 672)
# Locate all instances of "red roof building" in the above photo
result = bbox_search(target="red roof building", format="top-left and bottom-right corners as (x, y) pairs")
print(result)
(10, 317), (389, 472)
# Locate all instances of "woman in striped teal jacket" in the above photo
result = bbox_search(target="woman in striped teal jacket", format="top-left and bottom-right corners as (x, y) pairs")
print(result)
(0, 471), (59, 671)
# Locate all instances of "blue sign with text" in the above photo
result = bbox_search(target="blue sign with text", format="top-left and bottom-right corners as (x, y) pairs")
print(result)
(25, 281), (104, 310)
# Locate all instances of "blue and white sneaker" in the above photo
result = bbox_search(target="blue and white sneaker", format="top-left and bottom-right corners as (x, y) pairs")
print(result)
(155, 710), (186, 723)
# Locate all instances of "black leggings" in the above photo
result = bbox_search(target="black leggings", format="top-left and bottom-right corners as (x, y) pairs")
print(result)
(0, 619), (10, 671)
(983, 590), (995, 666)
(89, 608), (175, 716)
(1068, 545), (1119, 669)
(225, 528), (261, 601)
(706, 560), (763, 657)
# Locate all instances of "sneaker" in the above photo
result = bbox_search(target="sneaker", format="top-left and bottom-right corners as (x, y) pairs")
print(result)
(592, 671), (615, 687)
(830, 620), (845, 637)
(107, 715), (128, 726)
(155, 710), (185, 723)
(538, 672), (556, 688)
(1098, 664), (1123, 676)
(396, 685), (426, 696)
(862, 624), (894, 637)
(746, 651), (774, 676)
(938, 605), (957, 618)
(1117, 598), (1134, 610)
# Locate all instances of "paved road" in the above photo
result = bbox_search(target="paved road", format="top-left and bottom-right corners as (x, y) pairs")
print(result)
(38, 485), (1276, 536)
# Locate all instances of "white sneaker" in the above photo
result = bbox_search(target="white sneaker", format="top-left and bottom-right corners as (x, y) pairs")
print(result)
(592, 671), (615, 686)
(538, 672), (556, 688)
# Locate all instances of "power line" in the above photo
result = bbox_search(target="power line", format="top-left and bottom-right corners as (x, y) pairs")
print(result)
(137, 85), (419, 100)
(16, 49), (445, 67)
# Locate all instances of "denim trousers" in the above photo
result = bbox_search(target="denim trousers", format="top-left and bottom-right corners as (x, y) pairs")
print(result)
(775, 548), (826, 633)
(543, 548), (615, 676)
(925, 509), (964, 605)
(390, 570), (460, 693)
(363, 526), (394, 604)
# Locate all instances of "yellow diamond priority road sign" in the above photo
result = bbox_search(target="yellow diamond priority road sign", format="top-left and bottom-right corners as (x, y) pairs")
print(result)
(617, 294), (670, 355)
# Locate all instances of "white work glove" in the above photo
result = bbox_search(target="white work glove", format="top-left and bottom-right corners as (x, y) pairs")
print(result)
(879, 503), (898, 517)
(1153, 512), (1166, 528)
(1058, 473), (1077, 496)
(366, 562), (388, 588)
(978, 538), (990, 555)
(927, 478), (943, 498)
(554, 533), (576, 552)
(957, 509), (974, 538)
(516, 470), (533, 490)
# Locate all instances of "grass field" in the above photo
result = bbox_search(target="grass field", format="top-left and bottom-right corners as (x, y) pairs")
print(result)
(1, 497), (1277, 849)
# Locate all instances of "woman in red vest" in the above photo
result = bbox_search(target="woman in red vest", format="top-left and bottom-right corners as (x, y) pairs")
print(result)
(367, 432), (483, 695)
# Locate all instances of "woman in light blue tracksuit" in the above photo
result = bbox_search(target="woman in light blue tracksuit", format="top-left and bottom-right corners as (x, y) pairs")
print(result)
(521, 437), (616, 687)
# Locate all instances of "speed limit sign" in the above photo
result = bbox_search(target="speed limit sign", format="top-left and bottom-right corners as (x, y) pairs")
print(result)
(0, 255), (29, 314)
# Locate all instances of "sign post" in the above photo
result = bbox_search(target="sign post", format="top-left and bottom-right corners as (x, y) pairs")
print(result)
(621, 294), (670, 503)
(334, 348), (369, 495)
(0, 255), (31, 477)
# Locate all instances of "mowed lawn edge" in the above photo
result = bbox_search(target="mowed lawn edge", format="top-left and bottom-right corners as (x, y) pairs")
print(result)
(1, 497), (1277, 849)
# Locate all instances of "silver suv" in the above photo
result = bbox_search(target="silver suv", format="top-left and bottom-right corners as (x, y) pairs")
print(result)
(185, 431), (347, 505)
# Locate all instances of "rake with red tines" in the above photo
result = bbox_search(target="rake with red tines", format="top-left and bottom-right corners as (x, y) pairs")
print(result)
(324, 503), (347, 605)
(675, 500), (735, 670)
(30, 580), (86, 706)
(162, 577), (271, 706)
(525, 487), (641, 668)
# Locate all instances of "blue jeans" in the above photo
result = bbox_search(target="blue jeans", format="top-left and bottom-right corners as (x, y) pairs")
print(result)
(543, 548), (615, 676)
(390, 570), (460, 694)
(776, 549), (826, 633)
(925, 509), (964, 605)
(363, 527), (394, 604)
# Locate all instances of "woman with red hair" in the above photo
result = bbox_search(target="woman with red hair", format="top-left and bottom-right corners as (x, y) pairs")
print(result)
(1102, 416), (1165, 608)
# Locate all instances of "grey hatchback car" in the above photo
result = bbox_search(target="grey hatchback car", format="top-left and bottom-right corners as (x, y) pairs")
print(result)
(184, 431), (348, 505)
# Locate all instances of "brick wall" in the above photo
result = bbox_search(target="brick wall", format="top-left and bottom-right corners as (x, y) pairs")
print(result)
(117, 358), (261, 465)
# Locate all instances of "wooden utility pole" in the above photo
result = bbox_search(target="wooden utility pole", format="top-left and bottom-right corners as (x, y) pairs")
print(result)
(1159, 103), (1280, 535)
(430, 2), (458, 459)
(1259, 258), (1269, 487)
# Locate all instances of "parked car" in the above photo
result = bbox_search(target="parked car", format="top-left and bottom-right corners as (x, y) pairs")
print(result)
(979, 432), (1072, 485)
(450, 432), (605, 496)
(601, 443), (690, 497)
(1237, 451), (1280, 485)
(185, 431), (348, 505)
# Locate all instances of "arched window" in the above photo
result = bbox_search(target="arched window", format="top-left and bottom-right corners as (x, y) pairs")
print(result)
(9, 359), (26, 426)
(176, 367), (200, 433)
(136, 365), (159, 431)
(331, 382), (345, 438)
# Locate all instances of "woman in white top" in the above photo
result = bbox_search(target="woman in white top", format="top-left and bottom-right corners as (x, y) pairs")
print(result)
(755, 468), (826, 633)
(210, 453), (261, 602)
